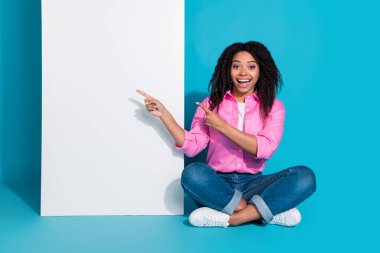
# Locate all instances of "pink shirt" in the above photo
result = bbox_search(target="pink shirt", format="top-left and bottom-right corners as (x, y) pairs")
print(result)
(177, 91), (285, 174)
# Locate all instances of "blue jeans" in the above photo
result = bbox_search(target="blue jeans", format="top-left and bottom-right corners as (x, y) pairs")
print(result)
(181, 162), (316, 223)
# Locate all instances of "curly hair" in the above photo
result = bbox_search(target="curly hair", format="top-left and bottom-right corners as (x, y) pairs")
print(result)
(208, 41), (283, 120)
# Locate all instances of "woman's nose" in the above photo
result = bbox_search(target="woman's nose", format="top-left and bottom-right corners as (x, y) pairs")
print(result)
(239, 67), (247, 75)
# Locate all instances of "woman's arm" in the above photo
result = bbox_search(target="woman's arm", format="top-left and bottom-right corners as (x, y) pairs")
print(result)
(160, 110), (185, 147)
(137, 89), (185, 147)
(219, 124), (258, 156)
(196, 102), (258, 156)
(196, 101), (285, 159)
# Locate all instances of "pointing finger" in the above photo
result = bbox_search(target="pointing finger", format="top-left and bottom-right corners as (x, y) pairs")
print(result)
(136, 89), (152, 99)
(196, 102), (211, 113)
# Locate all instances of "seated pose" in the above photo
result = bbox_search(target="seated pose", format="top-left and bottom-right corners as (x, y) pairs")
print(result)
(137, 41), (316, 227)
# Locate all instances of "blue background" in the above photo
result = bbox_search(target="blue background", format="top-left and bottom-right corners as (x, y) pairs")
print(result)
(1, 0), (379, 252)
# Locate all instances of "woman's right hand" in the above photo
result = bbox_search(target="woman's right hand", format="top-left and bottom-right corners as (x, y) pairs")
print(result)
(136, 89), (167, 118)
(136, 89), (185, 147)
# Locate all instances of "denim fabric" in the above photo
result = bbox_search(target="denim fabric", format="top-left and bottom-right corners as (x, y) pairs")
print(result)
(181, 162), (316, 223)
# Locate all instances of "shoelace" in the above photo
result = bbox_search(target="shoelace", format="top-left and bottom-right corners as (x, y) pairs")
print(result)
(203, 214), (228, 226)
(271, 212), (285, 223)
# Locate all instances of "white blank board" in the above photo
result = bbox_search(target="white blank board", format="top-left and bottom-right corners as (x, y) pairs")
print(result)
(41, 0), (184, 216)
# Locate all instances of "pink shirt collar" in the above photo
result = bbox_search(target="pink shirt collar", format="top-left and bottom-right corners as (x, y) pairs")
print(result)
(224, 90), (259, 101)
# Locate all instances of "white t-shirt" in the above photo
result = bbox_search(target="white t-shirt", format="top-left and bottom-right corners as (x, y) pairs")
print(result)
(237, 102), (245, 131)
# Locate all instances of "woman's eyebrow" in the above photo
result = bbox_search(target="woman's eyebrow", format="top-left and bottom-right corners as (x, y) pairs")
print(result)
(232, 60), (256, 63)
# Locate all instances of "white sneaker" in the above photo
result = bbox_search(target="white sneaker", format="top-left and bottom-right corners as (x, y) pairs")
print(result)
(269, 208), (301, 227)
(189, 207), (230, 227)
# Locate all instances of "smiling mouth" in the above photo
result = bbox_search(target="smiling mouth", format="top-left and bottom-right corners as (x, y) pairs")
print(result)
(236, 79), (252, 84)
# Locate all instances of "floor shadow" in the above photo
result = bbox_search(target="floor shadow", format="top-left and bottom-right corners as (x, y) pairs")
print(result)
(164, 178), (183, 214)
(0, 0), (41, 214)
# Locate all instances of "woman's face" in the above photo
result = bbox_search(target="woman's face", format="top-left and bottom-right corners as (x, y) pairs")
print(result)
(230, 51), (260, 100)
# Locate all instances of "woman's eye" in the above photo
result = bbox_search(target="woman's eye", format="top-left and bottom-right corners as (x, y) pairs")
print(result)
(248, 65), (256, 69)
(232, 65), (239, 69)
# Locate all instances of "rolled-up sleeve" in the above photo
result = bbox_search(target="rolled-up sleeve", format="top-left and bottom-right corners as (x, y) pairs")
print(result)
(175, 98), (210, 157)
(255, 99), (285, 160)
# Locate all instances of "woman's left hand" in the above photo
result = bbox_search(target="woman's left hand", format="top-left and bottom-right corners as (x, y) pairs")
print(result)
(196, 102), (227, 132)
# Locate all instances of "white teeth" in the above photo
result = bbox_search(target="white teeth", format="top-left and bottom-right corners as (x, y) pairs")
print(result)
(237, 79), (251, 83)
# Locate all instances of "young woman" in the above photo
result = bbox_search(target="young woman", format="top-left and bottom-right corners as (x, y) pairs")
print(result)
(137, 41), (316, 227)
